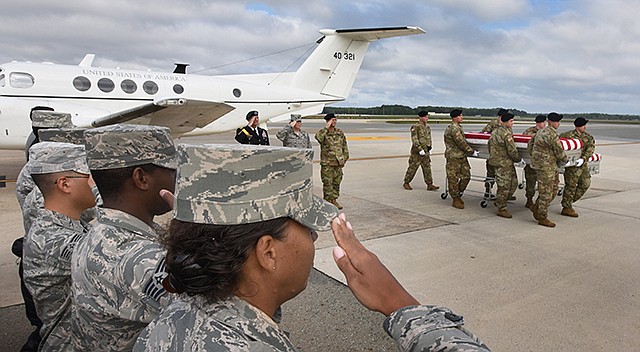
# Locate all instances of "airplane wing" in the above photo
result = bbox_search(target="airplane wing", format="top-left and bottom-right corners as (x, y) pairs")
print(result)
(91, 98), (235, 135)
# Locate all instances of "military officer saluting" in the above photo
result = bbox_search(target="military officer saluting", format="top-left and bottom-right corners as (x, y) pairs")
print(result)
(559, 117), (595, 217)
(488, 113), (524, 218)
(402, 111), (439, 191)
(235, 110), (270, 145)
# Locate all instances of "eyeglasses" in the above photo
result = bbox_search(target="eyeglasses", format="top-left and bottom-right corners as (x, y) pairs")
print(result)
(53, 175), (90, 184)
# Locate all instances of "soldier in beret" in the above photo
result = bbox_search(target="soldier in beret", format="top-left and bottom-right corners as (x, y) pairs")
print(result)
(315, 113), (349, 209)
(559, 117), (596, 217)
(402, 111), (439, 191)
(236, 110), (270, 145)
(444, 109), (477, 209)
(134, 144), (490, 352)
(522, 115), (547, 209)
(481, 108), (508, 198)
(530, 112), (568, 227)
(22, 142), (95, 351)
(71, 125), (177, 351)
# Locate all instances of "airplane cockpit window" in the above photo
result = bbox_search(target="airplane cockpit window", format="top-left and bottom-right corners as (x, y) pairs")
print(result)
(173, 84), (184, 94)
(143, 81), (158, 95)
(98, 78), (115, 93)
(9, 72), (35, 88)
(121, 79), (137, 94)
(73, 76), (91, 91)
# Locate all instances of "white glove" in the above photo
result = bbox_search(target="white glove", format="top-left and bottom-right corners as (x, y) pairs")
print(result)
(429, 149), (432, 155)
(472, 150), (480, 157)
(564, 160), (572, 167)
(419, 149), (426, 156)
(515, 158), (526, 167)
(575, 158), (584, 167)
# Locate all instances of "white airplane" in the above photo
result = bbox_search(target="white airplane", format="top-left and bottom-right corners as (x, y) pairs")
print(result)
(0, 26), (425, 150)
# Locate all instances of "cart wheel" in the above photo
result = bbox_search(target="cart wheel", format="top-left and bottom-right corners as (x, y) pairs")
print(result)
(518, 183), (524, 189)
(480, 200), (488, 208)
(440, 193), (448, 200)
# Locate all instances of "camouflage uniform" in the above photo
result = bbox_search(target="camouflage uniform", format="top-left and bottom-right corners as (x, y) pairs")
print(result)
(559, 129), (596, 208)
(71, 208), (170, 351)
(276, 125), (312, 149)
(444, 122), (474, 198)
(71, 124), (178, 351)
(403, 121), (434, 185)
(531, 125), (568, 219)
(481, 119), (500, 182)
(315, 127), (349, 203)
(488, 125), (520, 211)
(23, 209), (90, 351)
(522, 126), (541, 201)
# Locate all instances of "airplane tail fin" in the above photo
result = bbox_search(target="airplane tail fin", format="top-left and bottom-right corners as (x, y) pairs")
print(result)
(290, 26), (425, 99)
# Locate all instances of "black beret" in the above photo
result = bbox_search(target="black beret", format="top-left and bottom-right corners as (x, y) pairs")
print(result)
(547, 112), (563, 122)
(535, 114), (546, 123)
(246, 110), (259, 120)
(497, 108), (508, 116)
(501, 113), (515, 122)
(574, 117), (589, 127)
(450, 109), (463, 118)
(418, 111), (428, 117)
(324, 113), (336, 121)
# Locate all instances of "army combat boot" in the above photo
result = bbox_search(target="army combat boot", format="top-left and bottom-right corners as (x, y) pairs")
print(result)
(452, 197), (464, 209)
(332, 199), (343, 210)
(537, 217), (556, 228)
(426, 183), (439, 191)
(403, 183), (412, 190)
(525, 197), (534, 210)
(497, 209), (512, 218)
(561, 207), (579, 217)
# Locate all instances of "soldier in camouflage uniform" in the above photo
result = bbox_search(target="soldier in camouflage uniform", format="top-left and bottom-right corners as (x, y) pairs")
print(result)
(481, 108), (508, 198)
(276, 114), (312, 148)
(22, 143), (95, 351)
(530, 112), (568, 227)
(402, 111), (439, 191)
(559, 117), (596, 217)
(315, 113), (349, 209)
(488, 113), (524, 218)
(444, 109), (477, 209)
(71, 125), (177, 351)
(13, 110), (75, 352)
(134, 144), (490, 352)
(522, 115), (547, 209)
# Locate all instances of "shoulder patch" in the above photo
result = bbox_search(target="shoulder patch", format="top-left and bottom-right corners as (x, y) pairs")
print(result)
(144, 257), (168, 302)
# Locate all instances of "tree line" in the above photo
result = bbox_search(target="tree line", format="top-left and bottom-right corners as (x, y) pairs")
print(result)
(323, 105), (640, 121)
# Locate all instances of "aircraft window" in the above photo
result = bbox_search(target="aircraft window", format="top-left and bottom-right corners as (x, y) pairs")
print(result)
(0, 74), (4, 87)
(121, 79), (137, 94)
(233, 88), (242, 98)
(173, 84), (184, 94)
(98, 78), (115, 93)
(73, 76), (91, 91)
(9, 72), (35, 88)
(143, 81), (158, 95)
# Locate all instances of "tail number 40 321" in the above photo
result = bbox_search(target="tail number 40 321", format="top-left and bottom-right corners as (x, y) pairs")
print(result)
(333, 52), (356, 61)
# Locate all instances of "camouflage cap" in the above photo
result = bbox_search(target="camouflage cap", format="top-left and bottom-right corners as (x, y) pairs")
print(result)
(31, 111), (75, 128)
(28, 142), (89, 175)
(83, 124), (178, 170)
(173, 144), (338, 231)
(38, 127), (87, 145)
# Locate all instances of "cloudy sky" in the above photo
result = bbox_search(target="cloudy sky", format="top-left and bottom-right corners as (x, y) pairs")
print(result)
(1, 0), (639, 115)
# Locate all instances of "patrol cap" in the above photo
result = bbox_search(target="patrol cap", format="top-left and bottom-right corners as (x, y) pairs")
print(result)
(28, 142), (89, 175)
(450, 109), (463, 118)
(290, 114), (302, 122)
(497, 108), (508, 116)
(324, 113), (336, 121)
(418, 111), (428, 117)
(31, 111), (74, 128)
(173, 144), (338, 231)
(83, 124), (177, 170)
(500, 113), (515, 122)
(246, 110), (259, 120)
(38, 127), (86, 145)
(574, 117), (589, 127)
(535, 114), (546, 123)
(547, 112), (563, 122)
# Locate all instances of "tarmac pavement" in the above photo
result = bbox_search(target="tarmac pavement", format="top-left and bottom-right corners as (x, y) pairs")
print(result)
(1, 119), (639, 351)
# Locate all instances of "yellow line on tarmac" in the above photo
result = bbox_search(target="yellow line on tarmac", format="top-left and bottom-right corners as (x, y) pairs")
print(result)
(347, 136), (405, 141)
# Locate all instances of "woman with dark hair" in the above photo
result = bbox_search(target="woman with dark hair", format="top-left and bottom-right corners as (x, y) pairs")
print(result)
(134, 144), (490, 352)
